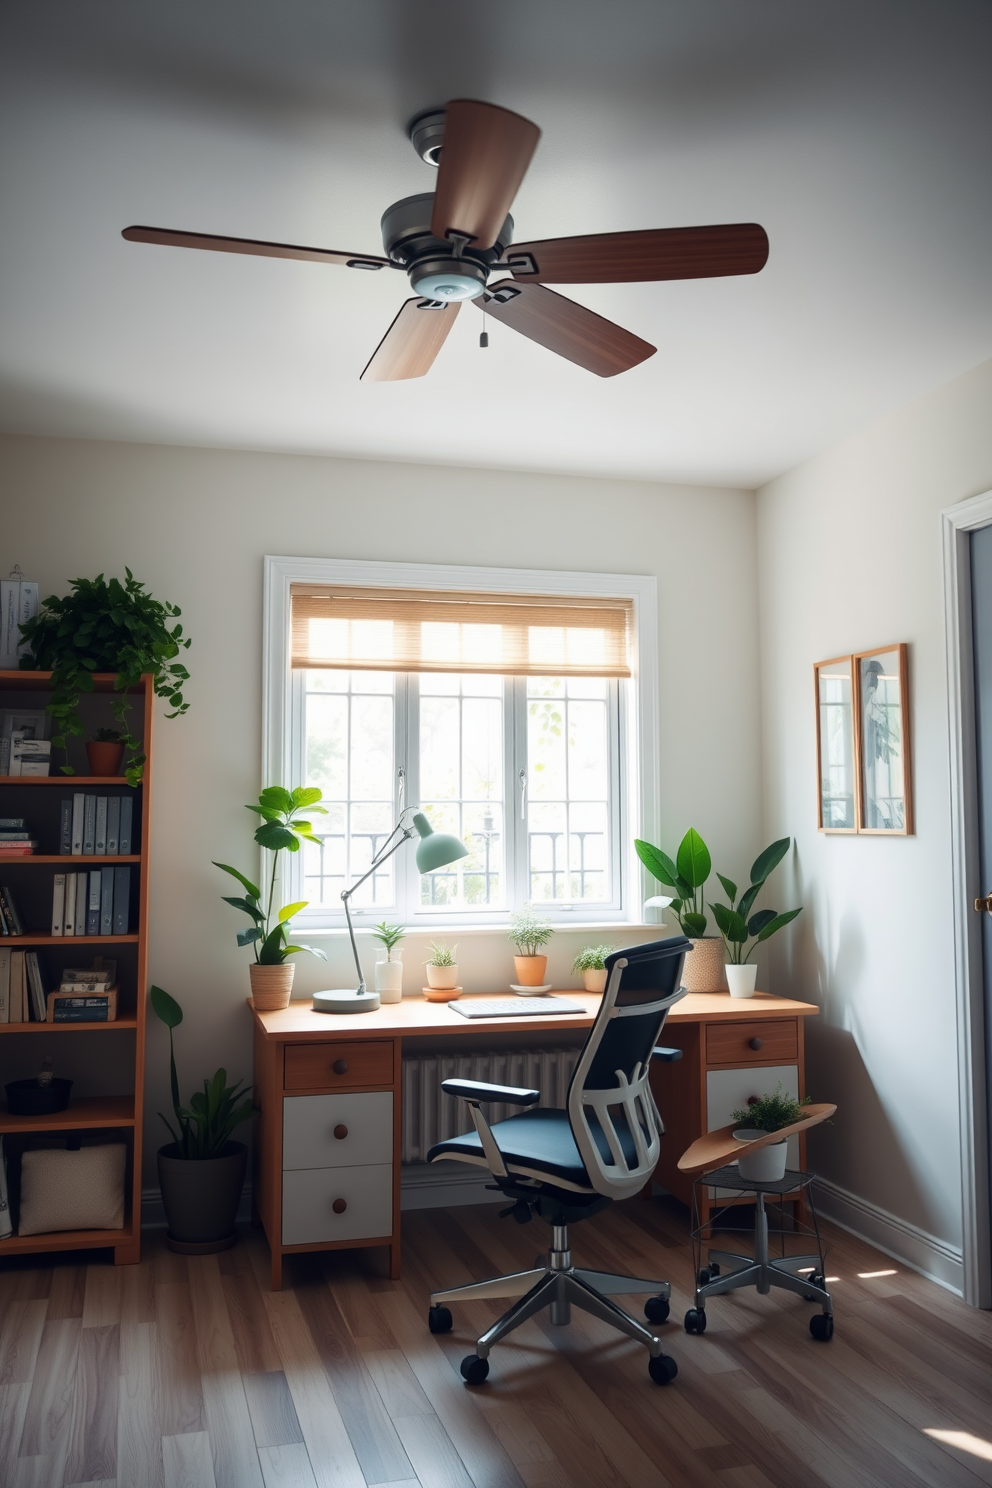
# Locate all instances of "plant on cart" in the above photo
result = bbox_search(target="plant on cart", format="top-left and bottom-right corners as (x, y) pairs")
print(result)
(731, 1083), (812, 1134)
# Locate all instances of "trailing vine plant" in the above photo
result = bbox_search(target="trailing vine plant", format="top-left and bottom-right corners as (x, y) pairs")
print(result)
(18, 569), (191, 786)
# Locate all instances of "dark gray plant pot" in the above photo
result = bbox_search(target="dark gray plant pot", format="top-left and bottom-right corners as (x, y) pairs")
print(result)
(157, 1141), (247, 1254)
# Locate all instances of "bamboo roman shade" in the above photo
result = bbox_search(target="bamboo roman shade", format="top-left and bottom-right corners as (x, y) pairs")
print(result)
(291, 585), (632, 678)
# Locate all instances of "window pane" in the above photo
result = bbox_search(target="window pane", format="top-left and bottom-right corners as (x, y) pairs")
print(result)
(419, 675), (504, 910)
(527, 677), (611, 903)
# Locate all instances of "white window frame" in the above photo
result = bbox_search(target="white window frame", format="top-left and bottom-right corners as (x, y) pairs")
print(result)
(263, 555), (659, 931)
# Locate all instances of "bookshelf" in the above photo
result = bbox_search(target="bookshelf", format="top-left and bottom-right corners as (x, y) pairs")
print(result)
(0, 670), (153, 1266)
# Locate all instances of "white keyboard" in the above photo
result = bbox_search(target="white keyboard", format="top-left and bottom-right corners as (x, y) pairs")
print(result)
(449, 998), (587, 1019)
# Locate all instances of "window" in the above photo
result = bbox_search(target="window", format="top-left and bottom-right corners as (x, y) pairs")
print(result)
(265, 558), (659, 929)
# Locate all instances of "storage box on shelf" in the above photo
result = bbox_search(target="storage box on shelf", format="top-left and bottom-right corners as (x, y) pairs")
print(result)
(0, 671), (152, 1265)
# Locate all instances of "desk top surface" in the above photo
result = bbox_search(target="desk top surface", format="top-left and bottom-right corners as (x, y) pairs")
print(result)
(251, 989), (819, 1042)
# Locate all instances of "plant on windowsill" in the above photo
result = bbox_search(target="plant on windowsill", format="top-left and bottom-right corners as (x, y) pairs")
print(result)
(509, 909), (554, 990)
(151, 985), (254, 1253)
(634, 828), (726, 991)
(424, 940), (460, 1000)
(709, 838), (802, 999)
(214, 785), (328, 1012)
(572, 944), (616, 993)
(730, 1082), (812, 1182)
(372, 921), (406, 1004)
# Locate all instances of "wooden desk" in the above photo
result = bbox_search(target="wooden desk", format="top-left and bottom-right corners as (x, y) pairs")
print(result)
(251, 989), (819, 1289)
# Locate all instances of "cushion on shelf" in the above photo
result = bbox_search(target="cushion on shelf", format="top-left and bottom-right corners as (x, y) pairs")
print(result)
(17, 1143), (126, 1236)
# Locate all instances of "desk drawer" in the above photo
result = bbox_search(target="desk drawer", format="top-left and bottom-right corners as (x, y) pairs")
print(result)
(284, 1040), (394, 1091)
(283, 1092), (393, 1171)
(282, 1163), (393, 1246)
(706, 1019), (797, 1067)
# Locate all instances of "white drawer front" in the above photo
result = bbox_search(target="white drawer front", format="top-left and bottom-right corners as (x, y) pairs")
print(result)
(283, 1091), (393, 1171)
(282, 1163), (393, 1246)
(706, 1065), (800, 1185)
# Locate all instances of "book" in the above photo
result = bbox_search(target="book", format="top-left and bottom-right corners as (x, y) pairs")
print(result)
(113, 866), (130, 935)
(60, 978), (113, 992)
(10, 950), (25, 1021)
(100, 868), (114, 935)
(25, 952), (46, 1021)
(71, 793), (85, 856)
(95, 797), (107, 856)
(51, 873), (66, 936)
(0, 886), (24, 935)
(11, 737), (51, 778)
(0, 738), (8, 775)
(0, 1137), (12, 1239)
(119, 797), (133, 855)
(86, 871), (101, 935)
(60, 799), (72, 855)
(62, 965), (114, 989)
(0, 945), (9, 1022)
(0, 831), (32, 840)
(106, 796), (120, 856)
(0, 578), (39, 670)
(82, 796), (96, 856)
(74, 873), (87, 937)
(0, 846), (35, 857)
(63, 873), (77, 937)
(48, 989), (117, 1023)
(0, 819), (25, 828)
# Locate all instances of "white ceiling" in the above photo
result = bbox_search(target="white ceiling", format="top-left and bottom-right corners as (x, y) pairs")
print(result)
(1, 0), (990, 487)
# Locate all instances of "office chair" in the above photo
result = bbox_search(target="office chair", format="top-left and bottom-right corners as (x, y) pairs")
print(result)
(424, 935), (690, 1386)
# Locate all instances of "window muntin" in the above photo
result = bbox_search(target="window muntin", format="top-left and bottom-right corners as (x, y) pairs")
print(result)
(525, 677), (613, 905)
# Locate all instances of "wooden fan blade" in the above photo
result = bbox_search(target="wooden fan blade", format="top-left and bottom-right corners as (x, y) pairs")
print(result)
(500, 224), (769, 283)
(431, 100), (540, 250)
(476, 281), (654, 377)
(361, 297), (461, 382)
(122, 225), (391, 271)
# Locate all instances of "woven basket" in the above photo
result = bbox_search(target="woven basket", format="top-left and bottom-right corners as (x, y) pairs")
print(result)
(249, 963), (295, 1011)
(680, 937), (727, 993)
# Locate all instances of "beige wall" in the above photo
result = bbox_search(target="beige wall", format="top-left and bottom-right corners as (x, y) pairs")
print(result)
(757, 356), (992, 1284)
(0, 434), (761, 1184)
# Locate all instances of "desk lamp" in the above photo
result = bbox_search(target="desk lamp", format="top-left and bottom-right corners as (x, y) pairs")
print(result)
(313, 811), (469, 1013)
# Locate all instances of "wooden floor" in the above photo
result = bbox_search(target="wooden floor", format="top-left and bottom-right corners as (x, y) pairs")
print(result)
(1, 1198), (991, 1488)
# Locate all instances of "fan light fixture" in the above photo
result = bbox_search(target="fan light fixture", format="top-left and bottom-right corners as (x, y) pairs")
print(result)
(411, 269), (485, 302)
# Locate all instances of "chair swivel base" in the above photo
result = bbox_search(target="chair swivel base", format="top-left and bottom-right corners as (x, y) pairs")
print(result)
(428, 1223), (679, 1385)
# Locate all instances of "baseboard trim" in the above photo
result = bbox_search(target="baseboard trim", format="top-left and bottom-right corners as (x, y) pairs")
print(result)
(814, 1176), (964, 1296)
(400, 1161), (504, 1211)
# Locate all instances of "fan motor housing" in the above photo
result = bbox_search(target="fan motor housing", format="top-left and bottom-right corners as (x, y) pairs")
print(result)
(381, 194), (514, 303)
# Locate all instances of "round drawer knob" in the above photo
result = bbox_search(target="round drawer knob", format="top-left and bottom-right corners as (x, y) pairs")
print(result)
(332, 1198), (347, 1215)
(749, 1037), (763, 1051)
(333, 1124), (349, 1141)
(332, 1059), (348, 1075)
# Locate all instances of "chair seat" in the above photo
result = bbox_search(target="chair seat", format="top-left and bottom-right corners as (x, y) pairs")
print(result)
(428, 1106), (642, 1189)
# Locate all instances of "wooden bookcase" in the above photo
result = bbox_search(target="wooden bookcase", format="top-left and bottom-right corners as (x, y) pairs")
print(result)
(0, 670), (153, 1265)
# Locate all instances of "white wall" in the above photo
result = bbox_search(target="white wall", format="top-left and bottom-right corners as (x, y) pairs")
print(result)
(0, 434), (761, 1182)
(757, 356), (992, 1286)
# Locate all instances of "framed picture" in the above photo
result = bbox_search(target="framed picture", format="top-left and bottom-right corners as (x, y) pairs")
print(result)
(855, 643), (912, 835)
(0, 708), (49, 741)
(814, 656), (858, 832)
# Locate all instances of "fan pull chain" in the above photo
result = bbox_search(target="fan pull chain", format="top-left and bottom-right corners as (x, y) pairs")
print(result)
(480, 307), (489, 349)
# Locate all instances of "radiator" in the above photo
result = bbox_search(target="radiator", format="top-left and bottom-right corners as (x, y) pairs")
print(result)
(401, 1046), (580, 1163)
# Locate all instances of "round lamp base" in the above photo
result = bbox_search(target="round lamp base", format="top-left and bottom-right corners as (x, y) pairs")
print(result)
(312, 989), (381, 1015)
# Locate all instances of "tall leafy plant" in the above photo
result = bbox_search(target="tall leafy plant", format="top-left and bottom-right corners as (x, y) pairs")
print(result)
(709, 838), (802, 964)
(635, 828), (712, 937)
(18, 569), (191, 786)
(150, 986), (253, 1159)
(214, 785), (328, 965)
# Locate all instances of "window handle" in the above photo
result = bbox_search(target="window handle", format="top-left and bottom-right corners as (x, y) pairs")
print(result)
(397, 765), (406, 815)
(518, 768), (527, 820)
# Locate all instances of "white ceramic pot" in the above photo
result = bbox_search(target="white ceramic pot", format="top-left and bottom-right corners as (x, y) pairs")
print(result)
(726, 963), (758, 998)
(425, 963), (459, 990)
(680, 937), (727, 992)
(375, 956), (403, 1003)
(734, 1130), (788, 1183)
(582, 968), (608, 993)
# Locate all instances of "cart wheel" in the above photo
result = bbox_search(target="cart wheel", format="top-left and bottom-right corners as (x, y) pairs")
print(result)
(644, 1296), (670, 1324)
(684, 1308), (707, 1334)
(809, 1313), (834, 1342)
(460, 1353), (490, 1384)
(428, 1305), (452, 1334)
(648, 1353), (678, 1385)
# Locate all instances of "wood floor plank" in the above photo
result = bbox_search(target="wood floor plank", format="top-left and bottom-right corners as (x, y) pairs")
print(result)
(18, 1316), (81, 1478)
(65, 1324), (120, 1486)
(393, 1415), (476, 1488)
(116, 1320), (164, 1488)
(48, 1267), (87, 1323)
(221, 1270), (282, 1376)
(155, 1283), (206, 1438)
(186, 1255), (264, 1488)
(82, 1268), (122, 1330)
(162, 1431), (218, 1488)
(243, 1371), (305, 1451)
(119, 1261), (156, 1328)
(11, 1457), (60, 1488)
(362, 1350), (434, 1420)
(257, 1442), (320, 1488)
(0, 1302), (48, 1388)
(0, 1383), (31, 1488)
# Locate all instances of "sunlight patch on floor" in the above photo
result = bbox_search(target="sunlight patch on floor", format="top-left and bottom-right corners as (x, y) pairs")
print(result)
(924, 1430), (992, 1463)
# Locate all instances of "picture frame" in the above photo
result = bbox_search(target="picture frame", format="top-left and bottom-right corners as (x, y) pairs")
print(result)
(855, 642), (912, 835)
(0, 708), (49, 742)
(814, 655), (859, 832)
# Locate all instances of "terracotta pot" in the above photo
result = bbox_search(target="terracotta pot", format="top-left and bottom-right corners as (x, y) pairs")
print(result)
(249, 962), (295, 1011)
(425, 963), (459, 990)
(513, 955), (548, 987)
(86, 741), (125, 777)
(158, 1141), (247, 1253)
(680, 937), (727, 993)
(422, 985), (463, 1003)
(582, 967), (608, 993)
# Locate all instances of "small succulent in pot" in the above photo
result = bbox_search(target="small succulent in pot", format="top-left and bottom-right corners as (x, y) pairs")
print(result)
(424, 940), (459, 994)
(572, 944), (616, 993)
(372, 922), (406, 960)
(509, 909), (553, 987)
(372, 922), (406, 1002)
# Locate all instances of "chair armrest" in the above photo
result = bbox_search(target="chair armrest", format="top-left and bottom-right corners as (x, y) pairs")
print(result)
(652, 1047), (683, 1063)
(441, 1078), (540, 1106)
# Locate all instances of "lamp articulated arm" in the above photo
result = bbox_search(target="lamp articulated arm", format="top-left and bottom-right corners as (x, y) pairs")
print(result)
(340, 817), (416, 992)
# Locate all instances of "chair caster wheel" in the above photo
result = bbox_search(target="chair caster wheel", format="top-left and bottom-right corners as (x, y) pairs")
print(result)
(697, 1264), (719, 1285)
(460, 1354), (490, 1385)
(684, 1308), (707, 1334)
(810, 1313), (834, 1342)
(648, 1353), (678, 1385)
(644, 1296), (670, 1324)
(428, 1305), (452, 1334)
(803, 1274), (825, 1301)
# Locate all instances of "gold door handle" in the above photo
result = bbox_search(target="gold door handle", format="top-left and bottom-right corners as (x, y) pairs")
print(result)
(974, 892), (992, 914)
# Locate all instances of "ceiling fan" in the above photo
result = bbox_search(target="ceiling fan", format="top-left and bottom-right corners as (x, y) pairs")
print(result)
(123, 98), (769, 382)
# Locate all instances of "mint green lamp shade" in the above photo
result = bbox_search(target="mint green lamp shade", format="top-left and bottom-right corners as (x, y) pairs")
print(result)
(412, 812), (470, 873)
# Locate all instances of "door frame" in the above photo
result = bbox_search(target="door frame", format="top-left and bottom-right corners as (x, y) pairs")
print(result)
(942, 487), (992, 1308)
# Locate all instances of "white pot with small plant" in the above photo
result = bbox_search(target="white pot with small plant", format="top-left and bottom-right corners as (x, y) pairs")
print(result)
(372, 922), (405, 1003)
(572, 944), (615, 994)
(732, 1084), (812, 1182)
(424, 941), (460, 1000)
(709, 838), (802, 997)
(509, 910), (554, 992)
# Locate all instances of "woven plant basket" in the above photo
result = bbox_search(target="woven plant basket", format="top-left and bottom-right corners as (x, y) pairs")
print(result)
(680, 937), (727, 993)
(249, 963), (295, 1011)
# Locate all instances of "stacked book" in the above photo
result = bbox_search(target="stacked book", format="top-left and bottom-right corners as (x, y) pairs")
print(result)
(47, 960), (118, 1023)
(0, 884), (25, 935)
(0, 946), (48, 1022)
(60, 794), (133, 856)
(0, 734), (51, 777)
(0, 818), (38, 857)
(52, 868), (131, 937)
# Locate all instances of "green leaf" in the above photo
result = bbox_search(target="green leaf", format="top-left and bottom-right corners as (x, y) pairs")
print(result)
(150, 984), (183, 1029)
(737, 883), (762, 922)
(283, 943), (328, 961)
(634, 839), (680, 888)
(257, 786), (294, 815)
(254, 823), (298, 852)
(747, 908), (778, 937)
(291, 786), (324, 808)
(754, 907), (802, 942)
(750, 837), (791, 886)
(213, 862), (262, 900)
(237, 927), (262, 947)
(716, 873), (737, 904)
(710, 903), (748, 943)
(681, 911), (707, 937)
(676, 828), (711, 890)
(258, 924), (288, 964)
(278, 900), (308, 924)
(222, 896), (264, 922)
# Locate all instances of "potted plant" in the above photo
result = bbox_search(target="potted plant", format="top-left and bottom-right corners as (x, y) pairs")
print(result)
(635, 828), (726, 991)
(372, 921), (405, 1003)
(151, 985), (254, 1253)
(18, 569), (191, 786)
(86, 727), (124, 778)
(572, 944), (615, 993)
(509, 909), (554, 988)
(215, 785), (327, 1011)
(424, 941), (460, 1000)
(709, 838), (802, 997)
(731, 1083), (812, 1182)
